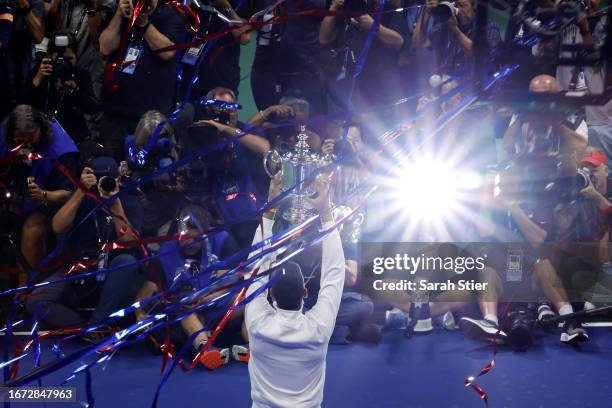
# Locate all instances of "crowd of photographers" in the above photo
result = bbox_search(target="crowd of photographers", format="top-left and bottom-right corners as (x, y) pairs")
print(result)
(1, 0), (611, 370)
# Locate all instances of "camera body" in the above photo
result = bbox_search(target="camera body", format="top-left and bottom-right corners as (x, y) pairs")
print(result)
(51, 56), (75, 82)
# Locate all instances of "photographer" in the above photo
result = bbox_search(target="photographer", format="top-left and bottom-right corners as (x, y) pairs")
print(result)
(192, 87), (270, 247)
(547, 149), (612, 310)
(99, 0), (184, 160)
(25, 157), (142, 330)
(127, 109), (186, 238)
(46, 0), (116, 97)
(319, 0), (409, 109)
(249, 0), (327, 115)
(180, 0), (251, 107)
(0, 0), (45, 119)
(133, 205), (247, 370)
(411, 0), (500, 77)
(21, 31), (98, 142)
(0, 104), (78, 271)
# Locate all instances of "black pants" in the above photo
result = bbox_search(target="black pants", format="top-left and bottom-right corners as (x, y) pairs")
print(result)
(25, 254), (142, 328)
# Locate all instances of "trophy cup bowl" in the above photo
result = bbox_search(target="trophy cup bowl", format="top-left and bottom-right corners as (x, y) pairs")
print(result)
(263, 126), (324, 223)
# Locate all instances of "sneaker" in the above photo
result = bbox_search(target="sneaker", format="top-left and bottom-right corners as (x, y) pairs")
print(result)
(199, 347), (229, 370)
(459, 317), (507, 344)
(408, 302), (433, 335)
(231, 345), (250, 363)
(385, 308), (410, 330)
(433, 311), (457, 330)
(560, 320), (589, 345)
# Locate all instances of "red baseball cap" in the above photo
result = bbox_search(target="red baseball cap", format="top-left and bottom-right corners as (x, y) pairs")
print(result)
(579, 150), (608, 167)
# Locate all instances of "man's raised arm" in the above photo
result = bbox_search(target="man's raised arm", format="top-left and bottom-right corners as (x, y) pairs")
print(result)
(306, 177), (345, 337)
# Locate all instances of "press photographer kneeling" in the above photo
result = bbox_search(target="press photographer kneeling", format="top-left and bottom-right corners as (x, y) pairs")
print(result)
(26, 157), (143, 335)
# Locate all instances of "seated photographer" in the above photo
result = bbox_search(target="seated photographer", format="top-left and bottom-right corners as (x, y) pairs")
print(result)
(192, 87), (270, 248)
(21, 31), (98, 143)
(0, 104), (78, 272)
(125, 110), (187, 238)
(319, 0), (409, 109)
(134, 205), (248, 370)
(548, 149), (612, 310)
(462, 160), (589, 345)
(25, 157), (143, 330)
(245, 173), (346, 407)
(411, 0), (500, 78)
(99, 0), (185, 160)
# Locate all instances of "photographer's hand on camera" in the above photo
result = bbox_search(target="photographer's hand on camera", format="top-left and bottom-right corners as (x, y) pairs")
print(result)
(329, 0), (344, 11)
(27, 180), (46, 204)
(117, 0), (133, 19)
(32, 58), (53, 88)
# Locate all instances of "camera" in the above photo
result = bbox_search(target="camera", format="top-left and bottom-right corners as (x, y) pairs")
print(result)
(51, 56), (75, 82)
(502, 304), (537, 351)
(575, 168), (591, 191)
(94, 171), (117, 194)
(343, 0), (369, 11)
(432, 1), (458, 23)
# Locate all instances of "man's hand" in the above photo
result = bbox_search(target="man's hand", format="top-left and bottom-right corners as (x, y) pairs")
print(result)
(580, 179), (601, 200)
(193, 119), (236, 137)
(268, 171), (283, 201)
(446, 14), (459, 30)
(307, 174), (331, 213)
(80, 167), (98, 190)
(346, 129), (364, 153)
(117, 0), (133, 18)
(262, 104), (295, 121)
(33, 58), (53, 87)
(354, 14), (374, 31)
(17, 0), (30, 9)
(27, 181), (46, 202)
(322, 139), (336, 156)
(135, 308), (150, 322)
(330, 0), (344, 11)
(136, 10), (149, 28)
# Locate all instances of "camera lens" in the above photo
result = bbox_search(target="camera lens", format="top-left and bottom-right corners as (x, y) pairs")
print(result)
(575, 170), (590, 190)
(99, 176), (117, 193)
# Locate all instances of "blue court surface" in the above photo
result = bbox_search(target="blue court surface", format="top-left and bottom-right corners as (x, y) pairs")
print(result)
(6, 326), (612, 407)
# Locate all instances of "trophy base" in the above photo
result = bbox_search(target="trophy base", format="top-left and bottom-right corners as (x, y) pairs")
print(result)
(282, 207), (318, 224)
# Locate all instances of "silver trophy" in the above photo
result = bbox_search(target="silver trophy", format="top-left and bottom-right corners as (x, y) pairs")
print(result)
(264, 125), (329, 223)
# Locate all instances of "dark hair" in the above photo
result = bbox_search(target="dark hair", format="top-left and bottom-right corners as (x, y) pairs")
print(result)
(270, 261), (305, 311)
(2, 105), (53, 151)
(48, 31), (78, 55)
(179, 204), (212, 232)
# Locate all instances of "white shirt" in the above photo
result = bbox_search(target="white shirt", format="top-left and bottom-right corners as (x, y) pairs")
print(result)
(245, 218), (345, 408)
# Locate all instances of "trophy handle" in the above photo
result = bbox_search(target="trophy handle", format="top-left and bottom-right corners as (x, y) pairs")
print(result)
(263, 150), (281, 178)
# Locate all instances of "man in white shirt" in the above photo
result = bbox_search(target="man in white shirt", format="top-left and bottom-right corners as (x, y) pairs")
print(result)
(245, 174), (346, 408)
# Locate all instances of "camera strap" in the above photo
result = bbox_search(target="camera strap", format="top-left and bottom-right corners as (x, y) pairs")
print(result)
(64, 0), (87, 37)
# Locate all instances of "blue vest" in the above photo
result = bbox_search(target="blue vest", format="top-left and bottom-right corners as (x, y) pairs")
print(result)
(214, 142), (262, 223)
(159, 231), (228, 290)
(0, 119), (78, 213)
